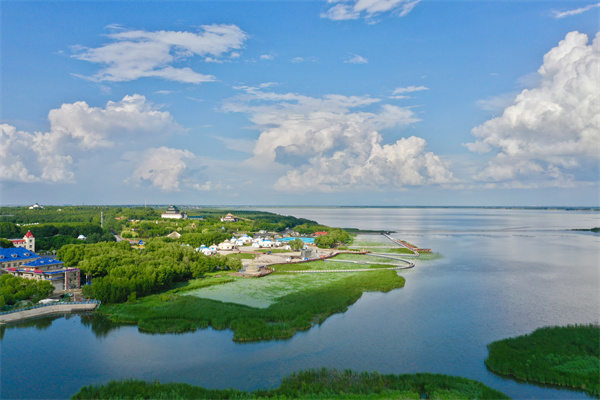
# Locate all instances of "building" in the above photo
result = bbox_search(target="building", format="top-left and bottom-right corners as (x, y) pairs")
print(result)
(9, 231), (35, 252)
(161, 205), (187, 219)
(6, 258), (80, 291)
(28, 203), (44, 209)
(0, 247), (39, 271)
(0, 248), (80, 291)
(217, 241), (236, 251)
(220, 213), (238, 222)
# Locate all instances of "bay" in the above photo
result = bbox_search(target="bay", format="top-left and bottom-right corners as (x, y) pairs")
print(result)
(2, 208), (598, 399)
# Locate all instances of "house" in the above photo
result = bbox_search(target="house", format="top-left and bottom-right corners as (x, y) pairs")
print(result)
(220, 213), (238, 222)
(28, 203), (44, 210)
(0, 247), (80, 291)
(197, 246), (217, 256)
(217, 241), (236, 251)
(77, 234), (86, 240)
(9, 231), (35, 252)
(161, 205), (187, 219)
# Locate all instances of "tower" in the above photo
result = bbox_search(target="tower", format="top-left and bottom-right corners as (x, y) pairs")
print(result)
(24, 231), (35, 252)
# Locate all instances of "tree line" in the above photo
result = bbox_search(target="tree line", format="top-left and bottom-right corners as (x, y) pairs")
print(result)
(57, 240), (242, 303)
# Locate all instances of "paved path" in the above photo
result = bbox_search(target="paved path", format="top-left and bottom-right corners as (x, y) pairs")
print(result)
(0, 302), (99, 324)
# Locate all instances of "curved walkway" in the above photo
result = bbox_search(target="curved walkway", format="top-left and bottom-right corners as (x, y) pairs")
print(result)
(284, 248), (415, 273)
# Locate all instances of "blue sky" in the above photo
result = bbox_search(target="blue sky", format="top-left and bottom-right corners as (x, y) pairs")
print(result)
(1, 0), (598, 206)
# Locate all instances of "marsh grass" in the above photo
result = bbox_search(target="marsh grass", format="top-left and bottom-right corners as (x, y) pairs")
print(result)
(99, 270), (405, 341)
(486, 325), (599, 397)
(182, 273), (354, 308)
(72, 368), (509, 399)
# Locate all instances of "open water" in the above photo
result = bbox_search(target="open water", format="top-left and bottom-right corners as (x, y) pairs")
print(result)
(1, 208), (599, 399)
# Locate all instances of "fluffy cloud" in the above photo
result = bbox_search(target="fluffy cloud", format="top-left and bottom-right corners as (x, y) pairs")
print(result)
(72, 24), (248, 83)
(48, 94), (179, 149)
(466, 31), (599, 186)
(129, 147), (195, 191)
(226, 87), (454, 192)
(0, 95), (181, 183)
(0, 124), (74, 183)
(321, 0), (421, 21)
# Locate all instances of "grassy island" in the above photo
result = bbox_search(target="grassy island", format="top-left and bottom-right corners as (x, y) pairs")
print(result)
(485, 325), (600, 397)
(99, 269), (405, 341)
(72, 368), (510, 399)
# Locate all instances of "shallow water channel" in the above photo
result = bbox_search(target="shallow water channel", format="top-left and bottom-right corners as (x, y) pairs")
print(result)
(2, 208), (598, 399)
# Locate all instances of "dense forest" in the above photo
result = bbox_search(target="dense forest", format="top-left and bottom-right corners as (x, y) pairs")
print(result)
(72, 368), (509, 399)
(485, 324), (599, 397)
(57, 240), (242, 303)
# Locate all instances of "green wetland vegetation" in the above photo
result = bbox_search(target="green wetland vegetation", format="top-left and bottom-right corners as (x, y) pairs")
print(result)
(99, 269), (405, 340)
(72, 368), (509, 399)
(485, 324), (600, 397)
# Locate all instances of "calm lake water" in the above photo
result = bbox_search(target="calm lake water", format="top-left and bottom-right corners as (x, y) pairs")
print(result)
(2, 208), (599, 399)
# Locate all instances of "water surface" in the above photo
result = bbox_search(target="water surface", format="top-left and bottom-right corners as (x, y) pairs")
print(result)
(2, 208), (598, 399)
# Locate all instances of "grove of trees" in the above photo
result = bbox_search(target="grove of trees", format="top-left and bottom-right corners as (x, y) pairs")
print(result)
(57, 240), (242, 303)
(0, 274), (55, 309)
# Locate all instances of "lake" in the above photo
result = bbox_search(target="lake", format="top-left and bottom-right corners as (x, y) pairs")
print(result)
(2, 208), (598, 399)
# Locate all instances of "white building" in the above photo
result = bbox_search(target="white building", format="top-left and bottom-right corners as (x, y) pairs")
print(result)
(217, 242), (236, 251)
(10, 231), (35, 252)
(161, 205), (187, 219)
(220, 213), (238, 222)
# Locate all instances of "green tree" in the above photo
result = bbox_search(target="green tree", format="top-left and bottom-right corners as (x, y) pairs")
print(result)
(0, 238), (14, 248)
(289, 238), (305, 251)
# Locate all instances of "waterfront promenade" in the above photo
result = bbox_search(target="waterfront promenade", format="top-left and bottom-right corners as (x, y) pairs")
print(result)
(0, 301), (100, 324)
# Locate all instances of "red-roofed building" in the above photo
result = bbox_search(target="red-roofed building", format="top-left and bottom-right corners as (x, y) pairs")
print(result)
(10, 231), (35, 252)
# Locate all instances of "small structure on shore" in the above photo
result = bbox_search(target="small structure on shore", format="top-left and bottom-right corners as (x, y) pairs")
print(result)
(300, 247), (320, 260)
(236, 264), (272, 277)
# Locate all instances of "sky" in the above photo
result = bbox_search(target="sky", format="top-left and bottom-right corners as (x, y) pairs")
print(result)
(1, 0), (599, 207)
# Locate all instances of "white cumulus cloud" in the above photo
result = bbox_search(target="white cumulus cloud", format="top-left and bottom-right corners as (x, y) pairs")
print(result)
(321, 0), (421, 21)
(72, 24), (248, 83)
(0, 95), (181, 184)
(129, 147), (195, 191)
(225, 86), (454, 192)
(466, 31), (600, 186)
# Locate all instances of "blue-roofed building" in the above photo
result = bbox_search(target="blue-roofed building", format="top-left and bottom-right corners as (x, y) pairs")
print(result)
(0, 248), (80, 291)
(0, 247), (39, 271)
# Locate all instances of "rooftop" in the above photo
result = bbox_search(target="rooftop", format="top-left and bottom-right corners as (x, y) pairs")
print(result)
(0, 247), (39, 261)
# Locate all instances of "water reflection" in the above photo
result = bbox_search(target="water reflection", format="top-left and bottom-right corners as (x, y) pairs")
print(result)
(2, 208), (598, 400)
(79, 314), (124, 338)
